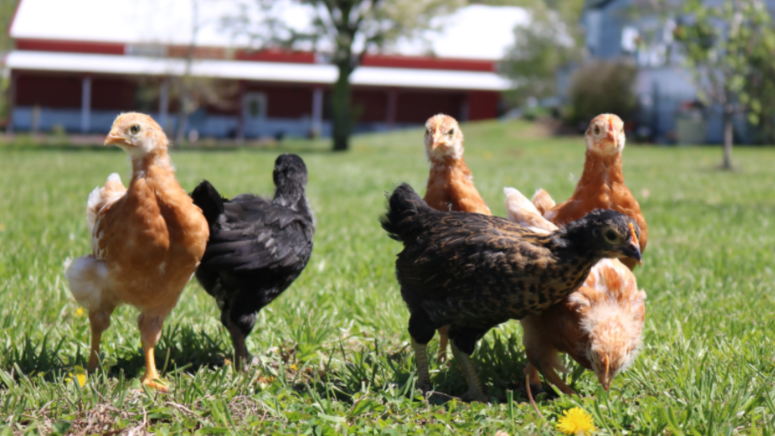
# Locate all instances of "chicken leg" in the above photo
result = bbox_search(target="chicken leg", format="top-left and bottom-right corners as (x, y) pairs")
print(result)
(450, 341), (488, 403)
(411, 338), (432, 394)
(87, 306), (114, 372)
(226, 322), (251, 371)
(138, 313), (167, 390)
(436, 325), (450, 363)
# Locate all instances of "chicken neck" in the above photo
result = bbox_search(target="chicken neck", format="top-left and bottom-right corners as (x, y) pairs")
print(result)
(575, 151), (624, 192)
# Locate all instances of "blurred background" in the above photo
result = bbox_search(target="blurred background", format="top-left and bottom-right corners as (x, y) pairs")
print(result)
(1, 0), (774, 158)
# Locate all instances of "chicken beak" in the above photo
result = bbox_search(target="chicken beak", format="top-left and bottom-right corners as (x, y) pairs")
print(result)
(104, 130), (125, 146)
(601, 356), (611, 391)
(626, 222), (642, 265)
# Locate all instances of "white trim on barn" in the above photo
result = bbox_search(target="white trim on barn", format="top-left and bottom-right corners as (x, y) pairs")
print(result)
(4, 50), (512, 91)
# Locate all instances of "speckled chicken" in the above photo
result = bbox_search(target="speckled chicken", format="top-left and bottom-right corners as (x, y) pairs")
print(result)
(65, 113), (209, 390)
(381, 183), (642, 402)
(422, 114), (491, 363)
(537, 114), (647, 270)
(191, 154), (315, 369)
(505, 187), (646, 395)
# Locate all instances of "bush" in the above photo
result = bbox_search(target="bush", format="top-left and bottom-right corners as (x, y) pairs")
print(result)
(564, 60), (638, 128)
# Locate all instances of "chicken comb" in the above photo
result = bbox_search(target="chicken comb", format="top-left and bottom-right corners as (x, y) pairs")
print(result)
(609, 116), (614, 132)
(628, 222), (638, 245)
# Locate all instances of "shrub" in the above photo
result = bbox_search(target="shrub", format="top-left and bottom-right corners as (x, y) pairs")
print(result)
(564, 60), (638, 128)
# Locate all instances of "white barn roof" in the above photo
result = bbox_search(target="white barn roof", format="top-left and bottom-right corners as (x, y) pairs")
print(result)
(9, 0), (527, 61)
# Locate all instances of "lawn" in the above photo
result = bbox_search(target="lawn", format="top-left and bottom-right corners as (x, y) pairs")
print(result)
(1, 120), (775, 435)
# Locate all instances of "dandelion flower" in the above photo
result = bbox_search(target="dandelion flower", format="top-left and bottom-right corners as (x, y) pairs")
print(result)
(74, 307), (85, 317)
(556, 407), (596, 435)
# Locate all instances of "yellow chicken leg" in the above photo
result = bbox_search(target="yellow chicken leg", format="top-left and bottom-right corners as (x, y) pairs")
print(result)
(138, 313), (167, 390)
(450, 341), (488, 403)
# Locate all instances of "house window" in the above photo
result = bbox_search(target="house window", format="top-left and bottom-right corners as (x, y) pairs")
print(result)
(243, 92), (267, 119)
(621, 26), (639, 53)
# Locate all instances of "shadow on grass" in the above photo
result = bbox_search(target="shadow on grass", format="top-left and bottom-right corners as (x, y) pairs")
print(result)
(292, 330), (557, 408)
(0, 325), (230, 385)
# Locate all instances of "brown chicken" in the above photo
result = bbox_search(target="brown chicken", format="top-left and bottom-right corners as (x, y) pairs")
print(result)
(382, 183), (642, 402)
(65, 113), (209, 390)
(422, 114), (491, 362)
(538, 114), (647, 270)
(505, 187), (646, 396)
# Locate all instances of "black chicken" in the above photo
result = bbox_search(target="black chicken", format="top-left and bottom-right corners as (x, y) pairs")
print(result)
(381, 183), (641, 402)
(191, 153), (315, 369)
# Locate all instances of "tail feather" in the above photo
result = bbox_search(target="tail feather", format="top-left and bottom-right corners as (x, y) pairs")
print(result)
(380, 183), (432, 242)
(190, 180), (226, 226)
(64, 256), (107, 311)
(532, 188), (556, 216)
(87, 173), (126, 234)
(504, 187), (558, 234)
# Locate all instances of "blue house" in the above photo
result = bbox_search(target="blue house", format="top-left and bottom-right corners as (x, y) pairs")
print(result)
(577, 0), (775, 144)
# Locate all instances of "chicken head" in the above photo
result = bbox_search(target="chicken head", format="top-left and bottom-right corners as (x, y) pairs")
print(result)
(424, 114), (464, 161)
(585, 114), (625, 156)
(105, 113), (169, 160)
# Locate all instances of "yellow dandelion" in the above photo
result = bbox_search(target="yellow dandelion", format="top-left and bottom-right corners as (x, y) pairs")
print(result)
(556, 407), (596, 435)
(64, 373), (72, 383)
(224, 359), (232, 366)
(289, 363), (299, 371)
(74, 307), (85, 317)
(71, 365), (87, 387)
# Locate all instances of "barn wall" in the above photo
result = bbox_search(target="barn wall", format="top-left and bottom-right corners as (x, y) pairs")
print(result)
(394, 91), (465, 123)
(468, 91), (499, 120)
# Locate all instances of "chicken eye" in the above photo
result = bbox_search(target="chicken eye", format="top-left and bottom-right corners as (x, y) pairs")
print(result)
(130, 124), (141, 135)
(448, 129), (455, 137)
(594, 125), (601, 135)
(604, 229), (618, 243)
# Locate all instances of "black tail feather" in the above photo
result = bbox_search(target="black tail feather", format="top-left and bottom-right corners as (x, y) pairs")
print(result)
(380, 183), (432, 242)
(191, 180), (226, 226)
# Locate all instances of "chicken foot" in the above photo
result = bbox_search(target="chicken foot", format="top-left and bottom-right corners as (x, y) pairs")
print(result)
(138, 313), (167, 391)
(411, 338), (432, 394)
(450, 341), (488, 403)
(528, 360), (577, 396)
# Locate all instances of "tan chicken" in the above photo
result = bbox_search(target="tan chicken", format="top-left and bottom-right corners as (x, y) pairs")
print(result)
(505, 187), (646, 396)
(423, 114), (491, 362)
(65, 113), (209, 390)
(538, 114), (647, 270)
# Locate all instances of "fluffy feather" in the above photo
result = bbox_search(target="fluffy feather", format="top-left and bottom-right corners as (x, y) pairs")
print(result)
(504, 187), (646, 394)
(65, 112), (209, 390)
(422, 114), (491, 363)
(192, 154), (315, 369)
(383, 183), (642, 402)
(542, 114), (647, 270)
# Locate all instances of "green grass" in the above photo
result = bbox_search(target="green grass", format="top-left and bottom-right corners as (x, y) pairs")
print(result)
(1, 120), (775, 434)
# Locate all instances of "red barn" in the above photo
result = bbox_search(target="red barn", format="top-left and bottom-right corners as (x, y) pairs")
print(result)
(4, 0), (525, 138)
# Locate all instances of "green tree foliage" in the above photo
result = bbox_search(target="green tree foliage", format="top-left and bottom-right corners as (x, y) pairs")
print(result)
(1, 0), (20, 125)
(499, 0), (584, 107)
(673, 0), (775, 169)
(227, 0), (464, 151)
(565, 59), (638, 128)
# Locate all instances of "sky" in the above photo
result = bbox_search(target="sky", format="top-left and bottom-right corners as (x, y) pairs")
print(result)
(10, 0), (528, 61)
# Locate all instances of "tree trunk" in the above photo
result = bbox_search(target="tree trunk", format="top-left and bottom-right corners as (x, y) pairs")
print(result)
(175, 96), (188, 147)
(331, 64), (352, 152)
(722, 109), (733, 170)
